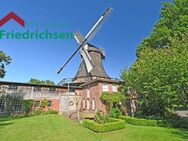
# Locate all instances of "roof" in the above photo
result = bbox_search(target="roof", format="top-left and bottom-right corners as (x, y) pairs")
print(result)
(0, 81), (82, 89)
(80, 78), (121, 87)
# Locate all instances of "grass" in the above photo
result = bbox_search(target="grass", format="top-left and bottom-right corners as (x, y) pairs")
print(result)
(0, 114), (188, 141)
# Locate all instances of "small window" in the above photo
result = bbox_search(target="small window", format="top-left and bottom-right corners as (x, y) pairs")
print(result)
(92, 99), (95, 110)
(34, 87), (41, 92)
(49, 87), (56, 92)
(34, 101), (40, 108)
(82, 99), (86, 109)
(112, 85), (118, 92)
(9, 85), (18, 90)
(86, 100), (90, 110)
(47, 101), (52, 107)
(102, 84), (109, 92)
(0, 100), (5, 113)
(86, 89), (90, 98)
(14, 101), (22, 112)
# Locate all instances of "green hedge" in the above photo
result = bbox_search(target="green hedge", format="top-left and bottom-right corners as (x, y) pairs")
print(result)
(120, 116), (161, 127)
(120, 116), (188, 129)
(82, 118), (125, 133)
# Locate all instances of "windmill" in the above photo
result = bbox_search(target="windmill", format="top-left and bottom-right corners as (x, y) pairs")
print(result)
(57, 8), (113, 82)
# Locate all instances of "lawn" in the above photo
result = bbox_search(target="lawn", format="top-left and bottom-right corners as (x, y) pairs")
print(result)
(0, 115), (188, 141)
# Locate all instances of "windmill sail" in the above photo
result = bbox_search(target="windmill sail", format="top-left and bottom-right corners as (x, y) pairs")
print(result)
(80, 45), (93, 73)
(74, 31), (95, 72)
(74, 31), (85, 44)
(57, 7), (113, 74)
(86, 7), (113, 41)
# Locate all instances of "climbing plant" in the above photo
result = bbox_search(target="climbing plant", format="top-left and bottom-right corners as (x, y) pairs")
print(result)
(100, 92), (126, 112)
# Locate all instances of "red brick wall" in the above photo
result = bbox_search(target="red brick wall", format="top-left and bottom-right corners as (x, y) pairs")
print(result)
(33, 99), (60, 111)
(80, 82), (119, 113)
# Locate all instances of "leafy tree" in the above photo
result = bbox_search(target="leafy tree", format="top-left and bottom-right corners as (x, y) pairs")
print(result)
(28, 78), (55, 85)
(100, 92), (126, 112)
(0, 51), (11, 78)
(121, 0), (188, 118)
(136, 0), (188, 57)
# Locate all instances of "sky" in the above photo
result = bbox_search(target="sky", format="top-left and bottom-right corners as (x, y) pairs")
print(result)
(0, 0), (172, 84)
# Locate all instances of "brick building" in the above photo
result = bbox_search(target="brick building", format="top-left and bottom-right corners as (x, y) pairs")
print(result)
(0, 44), (121, 116)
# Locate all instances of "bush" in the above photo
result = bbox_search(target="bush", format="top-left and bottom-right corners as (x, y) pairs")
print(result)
(32, 109), (44, 116)
(82, 118), (125, 133)
(109, 108), (122, 118)
(95, 110), (109, 124)
(164, 119), (188, 129)
(22, 100), (33, 114)
(32, 109), (58, 116)
(46, 110), (58, 115)
(120, 116), (163, 127)
(120, 116), (188, 129)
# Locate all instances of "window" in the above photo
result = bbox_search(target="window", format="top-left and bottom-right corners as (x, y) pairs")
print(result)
(102, 84), (109, 92)
(0, 100), (5, 113)
(86, 100), (90, 110)
(92, 99), (95, 110)
(34, 101), (40, 108)
(112, 85), (118, 92)
(9, 85), (18, 90)
(47, 101), (52, 107)
(49, 87), (56, 92)
(34, 87), (41, 92)
(14, 101), (22, 112)
(82, 99), (86, 109)
(86, 89), (90, 98)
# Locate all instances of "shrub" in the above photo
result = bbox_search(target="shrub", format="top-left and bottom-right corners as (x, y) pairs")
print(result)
(95, 110), (109, 124)
(82, 118), (125, 133)
(32, 109), (44, 116)
(120, 116), (162, 127)
(109, 108), (122, 118)
(120, 116), (188, 129)
(46, 110), (58, 115)
(31, 109), (58, 116)
(22, 100), (33, 114)
(163, 119), (188, 129)
(100, 92), (126, 112)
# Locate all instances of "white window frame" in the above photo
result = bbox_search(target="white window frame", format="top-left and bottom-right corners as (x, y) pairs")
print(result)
(92, 99), (95, 110)
(33, 87), (41, 92)
(0, 100), (5, 113)
(86, 100), (90, 110)
(82, 99), (86, 109)
(86, 89), (90, 98)
(112, 85), (118, 92)
(9, 85), (18, 90)
(102, 84), (109, 92)
(14, 100), (22, 112)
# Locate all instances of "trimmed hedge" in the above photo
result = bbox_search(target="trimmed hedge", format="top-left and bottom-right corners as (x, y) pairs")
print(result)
(82, 118), (125, 133)
(120, 116), (188, 129)
(120, 116), (162, 127)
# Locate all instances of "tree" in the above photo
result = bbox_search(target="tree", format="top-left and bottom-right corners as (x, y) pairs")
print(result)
(121, 0), (188, 118)
(100, 92), (126, 113)
(28, 78), (55, 85)
(0, 51), (11, 78)
(136, 0), (188, 57)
